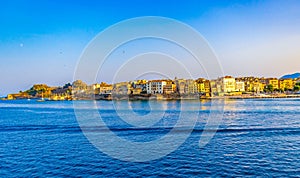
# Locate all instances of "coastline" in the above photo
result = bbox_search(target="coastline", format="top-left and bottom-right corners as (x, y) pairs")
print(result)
(211, 94), (300, 100)
(2, 93), (300, 101)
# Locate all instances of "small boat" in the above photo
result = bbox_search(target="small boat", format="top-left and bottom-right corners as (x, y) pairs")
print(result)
(37, 92), (46, 102)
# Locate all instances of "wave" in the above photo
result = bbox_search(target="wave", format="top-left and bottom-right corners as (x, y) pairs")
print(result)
(1, 125), (300, 135)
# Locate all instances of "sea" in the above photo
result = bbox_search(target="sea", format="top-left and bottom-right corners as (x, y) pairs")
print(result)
(0, 98), (299, 177)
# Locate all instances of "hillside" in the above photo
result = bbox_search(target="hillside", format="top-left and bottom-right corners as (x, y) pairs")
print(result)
(281, 73), (300, 79)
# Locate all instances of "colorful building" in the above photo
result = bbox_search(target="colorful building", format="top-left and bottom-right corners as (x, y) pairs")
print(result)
(266, 78), (279, 90)
(235, 81), (245, 92)
(185, 79), (197, 94)
(196, 78), (211, 96)
(279, 79), (294, 91)
(163, 80), (176, 94)
(99, 82), (113, 94)
(132, 80), (148, 94)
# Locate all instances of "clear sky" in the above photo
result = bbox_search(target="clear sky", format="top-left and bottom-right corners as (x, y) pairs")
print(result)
(1, 0), (300, 96)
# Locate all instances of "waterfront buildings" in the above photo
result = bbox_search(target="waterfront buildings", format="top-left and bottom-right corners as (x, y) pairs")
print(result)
(279, 79), (294, 91)
(185, 79), (198, 94)
(174, 79), (186, 94)
(113, 82), (132, 95)
(132, 80), (147, 94)
(6, 92), (29, 100)
(235, 77), (263, 93)
(266, 78), (279, 90)
(209, 80), (218, 96)
(6, 76), (300, 100)
(146, 80), (167, 94)
(219, 76), (236, 93)
(235, 81), (245, 92)
(163, 80), (176, 94)
(97, 82), (113, 94)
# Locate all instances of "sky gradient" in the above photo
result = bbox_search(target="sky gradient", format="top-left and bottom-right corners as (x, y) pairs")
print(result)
(1, 0), (300, 95)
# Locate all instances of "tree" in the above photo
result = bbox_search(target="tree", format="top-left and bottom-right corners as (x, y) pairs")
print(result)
(63, 83), (72, 89)
(264, 84), (274, 93)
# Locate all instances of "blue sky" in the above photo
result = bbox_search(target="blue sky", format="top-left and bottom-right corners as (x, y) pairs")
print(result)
(1, 0), (300, 95)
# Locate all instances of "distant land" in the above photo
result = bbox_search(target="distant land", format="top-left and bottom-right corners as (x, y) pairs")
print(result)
(281, 72), (300, 79)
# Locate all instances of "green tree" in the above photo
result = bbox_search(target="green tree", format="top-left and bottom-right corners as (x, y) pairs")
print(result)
(264, 84), (274, 93)
(63, 83), (72, 89)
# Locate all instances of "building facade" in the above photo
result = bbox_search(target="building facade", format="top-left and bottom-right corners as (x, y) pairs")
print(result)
(279, 79), (294, 91)
(235, 81), (245, 92)
(267, 78), (279, 90)
(146, 80), (167, 94)
(219, 76), (236, 93)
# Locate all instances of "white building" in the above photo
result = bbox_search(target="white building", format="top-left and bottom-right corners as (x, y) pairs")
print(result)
(219, 76), (236, 93)
(146, 80), (167, 94)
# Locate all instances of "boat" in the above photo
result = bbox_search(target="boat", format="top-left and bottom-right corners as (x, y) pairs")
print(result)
(37, 98), (45, 102)
(37, 92), (46, 102)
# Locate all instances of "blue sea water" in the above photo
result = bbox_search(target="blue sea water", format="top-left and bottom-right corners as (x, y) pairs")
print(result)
(0, 99), (300, 177)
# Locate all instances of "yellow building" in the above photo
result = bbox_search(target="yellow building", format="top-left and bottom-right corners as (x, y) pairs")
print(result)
(184, 79), (197, 94)
(163, 80), (176, 94)
(93, 83), (101, 90)
(132, 88), (142, 95)
(7, 94), (15, 100)
(259, 82), (266, 92)
(279, 79), (294, 91)
(174, 79), (197, 94)
(7, 92), (30, 100)
(93, 82), (113, 94)
(99, 82), (113, 94)
(197, 82), (205, 93)
(135, 80), (147, 85)
(235, 81), (245, 92)
(267, 78), (279, 89)
(237, 77), (263, 92)
(195, 78), (206, 93)
(196, 78), (211, 96)
(204, 80), (211, 96)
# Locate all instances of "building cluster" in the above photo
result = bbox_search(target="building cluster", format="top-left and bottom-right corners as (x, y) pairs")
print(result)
(90, 76), (300, 97)
(208, 76), (299, 96)
(5, 76), (300, 100)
